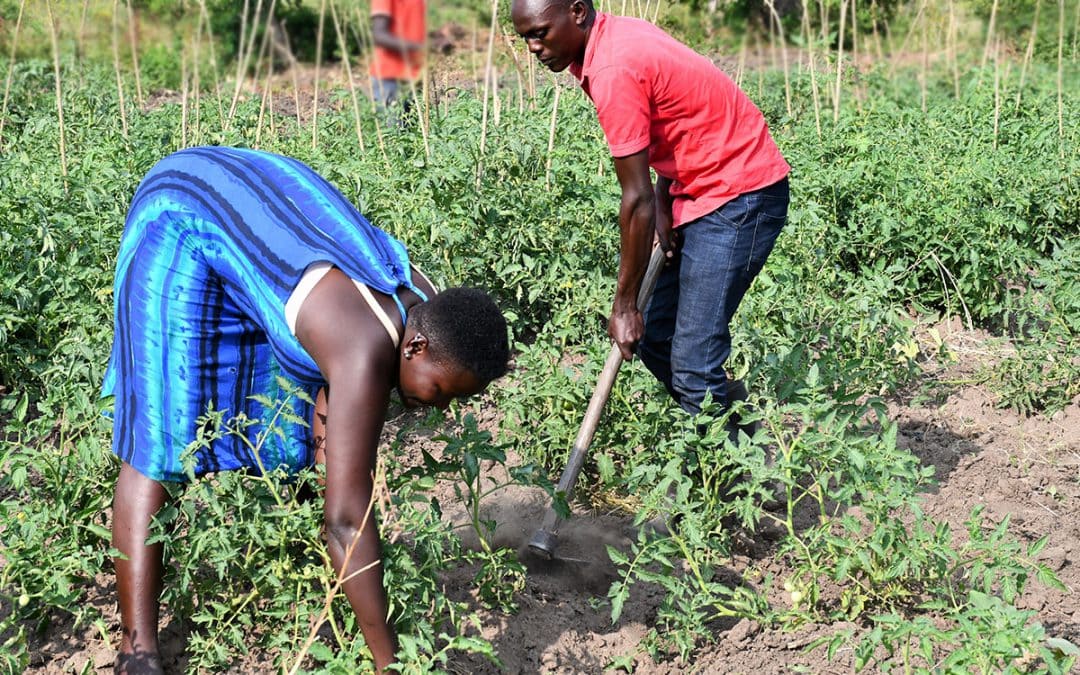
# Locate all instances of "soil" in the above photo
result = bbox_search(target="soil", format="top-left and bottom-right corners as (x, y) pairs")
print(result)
(19, 319), (1079, 674)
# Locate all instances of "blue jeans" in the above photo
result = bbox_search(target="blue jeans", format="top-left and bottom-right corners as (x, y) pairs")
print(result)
(638, 177), (789, 415)
(371, 77), (413, 126)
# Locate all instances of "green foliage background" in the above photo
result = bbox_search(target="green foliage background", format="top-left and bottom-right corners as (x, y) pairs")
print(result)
(0, 5), (1078, 671)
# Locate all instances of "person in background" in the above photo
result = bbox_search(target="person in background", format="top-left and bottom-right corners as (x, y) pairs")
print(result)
(510, 0), (790, 424)
(105, 146), (510, 674)
(370, 0), (427, 122)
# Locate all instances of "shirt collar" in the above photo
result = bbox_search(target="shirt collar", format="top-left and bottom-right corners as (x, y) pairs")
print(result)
(569, 11), (607, 83)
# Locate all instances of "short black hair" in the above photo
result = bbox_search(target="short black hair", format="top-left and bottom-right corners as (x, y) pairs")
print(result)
(410, 287), (510, 383)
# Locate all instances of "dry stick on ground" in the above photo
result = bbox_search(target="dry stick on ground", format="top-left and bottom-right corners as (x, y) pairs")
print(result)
(833, 0), (848, 123)
(0, 0), (26, 148)
(1016, 0), (1041, 111)
(801, 0), (822, 139)
(476, 0), (499, 189)
(328, 0), (365, 154)
(124, 0), (144, 109)
(545, 79), (561, 190)
(45, 0), (68, 186)
(311, 0), (327, 150)
(110, 0), (129, 140)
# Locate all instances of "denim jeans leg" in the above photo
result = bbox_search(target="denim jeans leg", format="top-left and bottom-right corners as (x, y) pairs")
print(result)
(668, 178), (789, 415)
(638, 251), (681, 400)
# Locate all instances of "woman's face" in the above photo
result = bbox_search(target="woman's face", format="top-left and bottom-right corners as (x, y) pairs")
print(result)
(396, 335), (484, 410)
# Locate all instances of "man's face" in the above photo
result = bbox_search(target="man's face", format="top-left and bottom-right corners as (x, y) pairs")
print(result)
(511, 0), (589, 73)
(396, 338), (484, 410)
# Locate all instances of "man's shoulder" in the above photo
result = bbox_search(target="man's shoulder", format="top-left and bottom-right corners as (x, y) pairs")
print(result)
(591, 14), (682, 69)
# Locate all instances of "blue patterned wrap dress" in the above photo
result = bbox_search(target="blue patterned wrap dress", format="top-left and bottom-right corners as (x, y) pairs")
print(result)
(101, 146), (421, 482)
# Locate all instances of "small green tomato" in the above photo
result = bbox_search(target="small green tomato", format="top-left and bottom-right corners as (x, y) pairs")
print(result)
(790, 590), (804, 605)
(782, 578), (794, 592)
(18, 593), (30, 607)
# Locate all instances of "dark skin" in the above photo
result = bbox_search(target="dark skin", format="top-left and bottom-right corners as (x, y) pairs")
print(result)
(371, 16), (423, 60)
(112, 266), (483, 674)
(512, 0), (675, 360)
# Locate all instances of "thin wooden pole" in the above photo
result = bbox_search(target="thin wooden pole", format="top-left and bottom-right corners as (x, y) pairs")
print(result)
(1015, 0), (1042, 110)
(110, 0), (129, 140)
(801, 0), (822, 138)
(329, 0), (365, 153)
(981, 0), (1000, 72)
(181, 45), (189, 146)
(45, 0), (68, 185)
(476, 0), (499, 188)
(764, 0), (792, 117)
(948, 0), (960, 99)
(1058, 0), (1066, 155)
(545, 81), (561, 189)
(124, 0), (144, 109)
(312, 0), (326, 149)
(0, 0), (27, 148)
(196, 0), (226, 130)
(833, 0), (849, 123)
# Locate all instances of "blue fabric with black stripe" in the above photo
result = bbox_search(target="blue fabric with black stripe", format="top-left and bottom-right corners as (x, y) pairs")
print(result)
(101, 146), (419, 482)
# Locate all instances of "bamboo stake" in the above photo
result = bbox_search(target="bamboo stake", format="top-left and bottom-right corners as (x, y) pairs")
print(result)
(312, 0), (326, 149)
(194, 5), (202, 145)
(833, 0), (848, 123)
(77, 0), (91, 66)
(476, 0), (499, 188)
(196, 0), (227, 131)
(545, 81), (562, 189)
(329, 0), (365, 153)
(870, 0), (884, 61)
(764, 0), (792, 117)
(920, 4), (928, 113)
(181, 46), (189, 146)
(110, 0), (129, 140)
(993, 40), (1001, 149)
(125, 0), (144, 109)
(0, 0), (27, 148)
(948, 0), (960, 99)
(1058, 0), (1065, 155)
(1015, 0), (1042, 110)
(230, 0), (252, 123)
(45, 0), (68, 184)
(353, 6), (390, 172)
(735, 31), (748, 89)
(254, 0), (280, 149)
(889, 0), (927, 79)
(981, 0), (1000, 72)
(801, 0), (822, 138)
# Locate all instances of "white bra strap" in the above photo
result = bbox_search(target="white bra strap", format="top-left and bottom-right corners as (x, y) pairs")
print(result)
(353, 280), (402, 348)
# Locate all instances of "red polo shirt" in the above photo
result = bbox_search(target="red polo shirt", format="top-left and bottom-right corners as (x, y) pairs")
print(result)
(570, 13), (790, 227)
(370, 0), (426, 81)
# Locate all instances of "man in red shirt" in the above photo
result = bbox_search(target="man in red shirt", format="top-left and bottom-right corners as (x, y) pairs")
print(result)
(512, 0), (791, 419)
(370, 0), (427, 121)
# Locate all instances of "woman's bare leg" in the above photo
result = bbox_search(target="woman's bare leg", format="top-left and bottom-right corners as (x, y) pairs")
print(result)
(112, 462), (168, 674)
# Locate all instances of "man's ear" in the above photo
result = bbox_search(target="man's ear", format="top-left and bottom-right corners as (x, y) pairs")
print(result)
(402, 332), (429, 360)
(571, 0), (589, 24)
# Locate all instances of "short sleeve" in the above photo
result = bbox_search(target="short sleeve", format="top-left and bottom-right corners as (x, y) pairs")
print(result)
(371, 0), (391, 17)
(587, 66), (651, 158)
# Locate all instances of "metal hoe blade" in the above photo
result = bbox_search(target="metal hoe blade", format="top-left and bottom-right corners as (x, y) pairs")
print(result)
(528, 245), (667, 560)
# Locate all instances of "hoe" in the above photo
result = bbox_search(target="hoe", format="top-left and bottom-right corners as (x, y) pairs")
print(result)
(528, 244), (667, 560)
